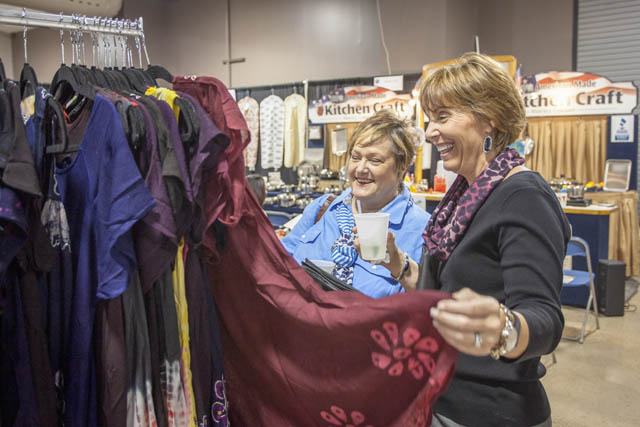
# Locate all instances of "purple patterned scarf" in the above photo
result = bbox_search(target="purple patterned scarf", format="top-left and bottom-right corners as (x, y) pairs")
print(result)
(423, 148), (525, 262)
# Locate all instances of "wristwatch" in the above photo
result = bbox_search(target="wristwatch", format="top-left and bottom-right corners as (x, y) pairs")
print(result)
(490, 304), (520, 359)
(391, 252), (410, 283)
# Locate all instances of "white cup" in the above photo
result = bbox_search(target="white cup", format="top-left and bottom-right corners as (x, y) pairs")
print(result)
(555, 192), (567, 208)
(310, 259), (335, 274)
(354, 213), (390, 261)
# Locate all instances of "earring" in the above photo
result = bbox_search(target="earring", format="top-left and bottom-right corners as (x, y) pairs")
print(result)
(483, 136), (493, 153)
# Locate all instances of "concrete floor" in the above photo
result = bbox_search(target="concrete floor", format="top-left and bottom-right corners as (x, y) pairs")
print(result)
(541, 288), (640, 426)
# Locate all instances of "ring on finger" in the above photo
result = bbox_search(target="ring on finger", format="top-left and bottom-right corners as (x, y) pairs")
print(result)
(474, 331), (482, 348)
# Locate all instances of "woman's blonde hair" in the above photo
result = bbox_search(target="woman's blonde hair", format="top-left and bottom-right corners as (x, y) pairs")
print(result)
(347, 109), (418, 177)
(420, 52), (525, 152)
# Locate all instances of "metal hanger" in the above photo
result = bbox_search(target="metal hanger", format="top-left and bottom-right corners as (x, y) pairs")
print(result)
(19, 8), (38, 99)
(50, 16), (95, 106)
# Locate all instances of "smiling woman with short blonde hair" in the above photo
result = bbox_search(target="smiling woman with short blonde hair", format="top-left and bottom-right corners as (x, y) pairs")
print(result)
(347, 109), (416, 182)
(280, 109), (430, 298)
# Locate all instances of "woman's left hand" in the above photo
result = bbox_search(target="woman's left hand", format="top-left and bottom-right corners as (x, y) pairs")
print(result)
(430, 287), (504, 356)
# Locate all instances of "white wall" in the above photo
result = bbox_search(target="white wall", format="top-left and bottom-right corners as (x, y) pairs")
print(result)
(0, 32), (13, 79)
(7, 0), (573, 86)
(478, 0), (574, 77)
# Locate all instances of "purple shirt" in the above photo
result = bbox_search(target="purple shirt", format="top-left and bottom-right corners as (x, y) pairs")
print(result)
(132, 100), (179, 293)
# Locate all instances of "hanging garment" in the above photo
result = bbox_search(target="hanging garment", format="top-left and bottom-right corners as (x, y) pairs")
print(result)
(54, 95), (155, 427)
(154, 268), (191, 427)
(0, 263), (40, 427)
(184, 245), (226, 427)
(283, 93), (307, 168)
(172, 76), (250, 235)
(171, 91), (229, 426)
(26, 88), (74, 423)
(174, 76), (458, 426)
(0, 183), (27, 277)
(15, 202), (59, 427)
(123, 272), (159, 427)
(147, 96), (194, 240)
(0, 184), (34, 427)
(94, 295), (127, 427)
(259, 94), (285, 170)
(174, 91), (229, 245)
(130, 98), (180, 292)
(147, 89), (201, 426)
(237, 96), (259, 170)
(133, 95), (192, 427)
(172, 241), (198, 427)
(173, 75), (250, 425)
(0, 80), (41, 197)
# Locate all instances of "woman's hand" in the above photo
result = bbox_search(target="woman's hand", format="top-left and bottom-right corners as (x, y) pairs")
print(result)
(353, 227), (420, 291)
(353, 227), (404, 276)
(430, 288), (504, 356)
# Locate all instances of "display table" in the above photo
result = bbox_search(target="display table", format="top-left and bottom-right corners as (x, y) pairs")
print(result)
(584, 191), (639, 277)
(412, 191), (620, 307)
(412, 191), (623, 276)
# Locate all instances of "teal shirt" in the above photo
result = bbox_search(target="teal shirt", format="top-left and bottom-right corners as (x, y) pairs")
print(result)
(281, 187), (430, 298)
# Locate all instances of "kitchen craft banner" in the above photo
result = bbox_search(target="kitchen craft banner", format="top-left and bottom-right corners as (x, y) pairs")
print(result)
(309, 86), (412, 123)
(522, 72), (638, 117)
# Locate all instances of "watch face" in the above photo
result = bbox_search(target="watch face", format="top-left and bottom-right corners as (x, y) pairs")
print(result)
(505, 324), (518, 352)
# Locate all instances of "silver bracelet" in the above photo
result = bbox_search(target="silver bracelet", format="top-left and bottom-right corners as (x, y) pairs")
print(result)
(490, 304), (517, 360)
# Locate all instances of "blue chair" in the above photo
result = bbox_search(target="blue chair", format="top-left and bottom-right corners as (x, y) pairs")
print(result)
(562, 236), (600, 343)
(266, 210), (293, 229)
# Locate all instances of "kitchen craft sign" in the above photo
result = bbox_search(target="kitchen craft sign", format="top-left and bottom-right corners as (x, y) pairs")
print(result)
(309, 86), (412, 123)
(522, 72), (638, 117)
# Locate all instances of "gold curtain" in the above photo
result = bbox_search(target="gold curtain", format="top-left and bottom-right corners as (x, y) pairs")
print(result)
(584, 191), (640, 277)
(526, 115), (607, 184)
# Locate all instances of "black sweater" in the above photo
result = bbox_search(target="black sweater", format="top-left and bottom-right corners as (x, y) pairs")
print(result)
(419, 171), (571, 426)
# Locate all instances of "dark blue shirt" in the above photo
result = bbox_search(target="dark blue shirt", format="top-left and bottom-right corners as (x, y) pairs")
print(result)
(55, 95), (155, 427)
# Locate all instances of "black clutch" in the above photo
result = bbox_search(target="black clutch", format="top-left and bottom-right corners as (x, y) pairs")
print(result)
(301, 258), (356, 292)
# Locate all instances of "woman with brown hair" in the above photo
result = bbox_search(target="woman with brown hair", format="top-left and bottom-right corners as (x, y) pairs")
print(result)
(368, 53), (570, 426)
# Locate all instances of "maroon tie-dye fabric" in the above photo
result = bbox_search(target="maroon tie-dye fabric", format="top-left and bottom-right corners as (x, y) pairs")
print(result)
(175, 76), (458, 427)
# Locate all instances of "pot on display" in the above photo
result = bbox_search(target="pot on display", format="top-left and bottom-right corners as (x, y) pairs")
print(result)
(297, 162), (318, 179)
(308, 175), (319, 188)
(319, 169), (339, 180)
(549, 175), (573, 192)
(264, 196), (278, 206)
(281, 184), (297, 194)
(295, 198), (313, 210)
(266, 182), (283, 192)
(299, 183), (313, 195)
(567, 183), (585, 200)
(277, 193), (298, 208)
(323, 185), (342, 194)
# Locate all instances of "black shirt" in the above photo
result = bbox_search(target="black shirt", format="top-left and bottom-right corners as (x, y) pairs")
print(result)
(419, 171), (571, 426)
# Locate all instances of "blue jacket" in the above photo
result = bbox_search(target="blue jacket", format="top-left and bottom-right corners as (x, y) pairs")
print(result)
(281, 187), (430, 298)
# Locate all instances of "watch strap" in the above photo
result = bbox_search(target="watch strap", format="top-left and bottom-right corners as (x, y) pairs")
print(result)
(391, 252), (410, 283)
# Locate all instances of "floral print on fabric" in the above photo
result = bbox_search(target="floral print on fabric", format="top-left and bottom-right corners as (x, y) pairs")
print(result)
(211, 377), (229, 426)
(370, 322), (439, 380)
(320, 405), (373, 427)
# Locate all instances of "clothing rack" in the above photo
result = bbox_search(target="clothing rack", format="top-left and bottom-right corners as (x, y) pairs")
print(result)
(0, 8), (144, 36)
